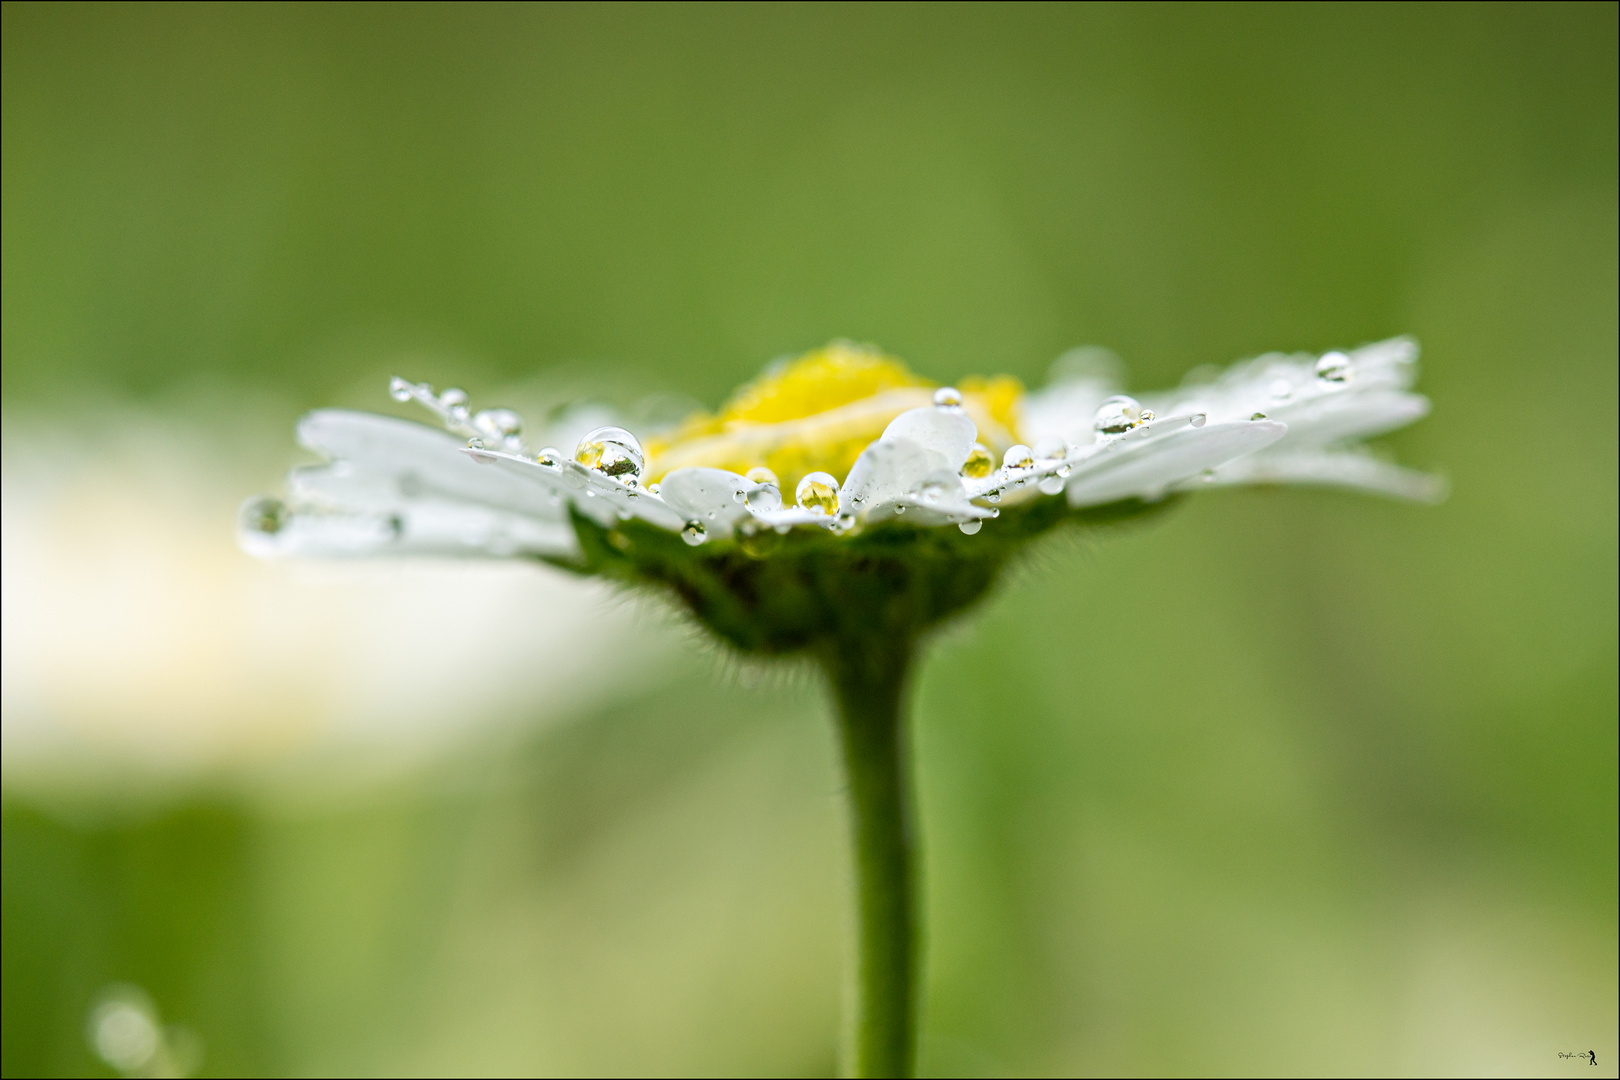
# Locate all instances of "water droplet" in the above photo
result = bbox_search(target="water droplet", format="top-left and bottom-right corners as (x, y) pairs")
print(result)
(647, 482), (662, 496)
(732, 488), (747, 503)
(961, 443), (994, 479)
(933, 386), (963, 408)
(744, 466), (779, 487)
(1038, 474), (1065, 495)
(537, 446), (561, 467)
(745, 483), (782, 512)
(681, 521), (708, 545)
(1251, 412), (1268, 421)
(920, 480), (948, 502)
(389, 377), (414, 402)
(474, 408), (522, 441)
(894, 504), (907, 514)
(1093, 394), (1144, 435)
(1189, 412), (1207, 428)
(1003, 444), (1035, 471)
(958, 519), (982, 535)
(738, 524), (782, 559)
(575, 426), (645, 484)
(1269, 378), (1292, 401)
(989, 507), (1001, 518)
(467, 437), (485, 450)
(987, 490), (1001, 503)
(241, 497), (287, 536)
(1140, 408), (1156, 422)
(440, 387), (469, 408)
(796, 472), (840, 515)
(1315, 351), (1352, 382)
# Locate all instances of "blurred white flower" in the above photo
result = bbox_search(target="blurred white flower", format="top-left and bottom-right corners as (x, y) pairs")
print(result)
(1, 410), (663, 786)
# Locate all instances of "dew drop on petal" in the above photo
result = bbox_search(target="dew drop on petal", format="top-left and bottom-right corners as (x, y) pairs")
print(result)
(537, 446), (562, 467)
(1003, 444), (1035, 471)
(1189, 413), (1207, 428)
(986, 490), (1001, 503)
(474, 408), (522, 441)
(933, 386), (963, 408)
(958, 519), (982, 535)
(389, 377), (414, 402)
(990, 507), (1001, 518)
(1315, 351), (1353, 382)
(1269, 378), (1293, 401)
(796, 472), (840, 515)
(744, 466), (779, 487)
(1251, 411), (1268, 421)
(1093, 395), (1144, 435)
(1032, 435), (1066, 463)
(960, 444), (994, 479)
(647, 482), (662, 496)
(894, 504), (906, 514)
(575, 426), (645, 484)
(745, 484), (782, 512)
(1140, 409), (1155, 421)
(440, 388), (469, 408)
(1038, 474), (1065, 495)
(681, 521), (708, 545)
(467, 437), (485, 450)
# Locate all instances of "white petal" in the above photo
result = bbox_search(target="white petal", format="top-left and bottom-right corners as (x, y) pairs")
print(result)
(659, 467), (753, 536)
(1193, 451), (1447, 502)
(840, 437), (939, 515)
(880, 406), (978, 471)
(238, 498), (577, 559)
(1066, 420), (1287, 507)
(1265, 391), (1431, 447)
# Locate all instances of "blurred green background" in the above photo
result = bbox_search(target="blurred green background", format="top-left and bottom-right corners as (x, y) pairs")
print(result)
(2, 2), (1615, 1076)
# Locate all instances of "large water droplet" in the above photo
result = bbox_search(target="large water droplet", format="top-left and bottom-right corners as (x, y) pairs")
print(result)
(1003, 444), (1034, 471)
(1093, 395), (1144, 435)
(961, 443), (994, 479)
(933, 386), (963, 408)
(958, 519), (982, 535)
(474, 408), (522, 441)
(389, 377), (414, 402)
(681, 521), (708, 545)
(575, 426), (645, 483)
(796, 472), (840, 515)
(1315, 351), (1352, 382)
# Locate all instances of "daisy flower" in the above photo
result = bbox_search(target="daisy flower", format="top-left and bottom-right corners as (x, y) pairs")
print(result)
(242, 338), (1437, 1076)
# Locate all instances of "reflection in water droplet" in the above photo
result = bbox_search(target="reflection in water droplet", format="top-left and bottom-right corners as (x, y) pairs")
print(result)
(958, 519), (982, 535)
(537, 446), (561, 467)
(1094, 395), (1144, 435)
(1003, 444), (1034, 470)
(933, 386), (963, 408)
(961, 443), (994, 479)
(647, 482), (662, 496)
(738, 524), (782, 559)
(1140, 409), (1156, 422)
(1315, 351), (1352, 382)
(467, 438), (485, 450)
(1189, 413), (1207, 428)
(796, 472), (840, 515)
(681, 521), (708, 545)
(1250, 412), (1268, 421)
(894, 504), (906, 514)
(989, 507), (1001, 518)
(575, 426), (645, 484)
(745, 483), (781, 512)
(1038, 475), (1065, 495)
(389, 377), (414, 402)
(986, 491), (1001, 503)
(744, 466), (779, 487)
(241, 497), (288, 536)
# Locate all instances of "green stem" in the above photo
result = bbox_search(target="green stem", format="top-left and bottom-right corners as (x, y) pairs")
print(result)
(822, 635), (918, 1078)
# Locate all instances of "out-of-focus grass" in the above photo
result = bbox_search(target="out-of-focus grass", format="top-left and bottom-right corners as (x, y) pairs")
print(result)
(2, 3), (1615, 1076)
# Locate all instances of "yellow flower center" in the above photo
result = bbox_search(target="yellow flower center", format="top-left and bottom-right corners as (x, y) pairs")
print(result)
(644, 342), (1025, 494)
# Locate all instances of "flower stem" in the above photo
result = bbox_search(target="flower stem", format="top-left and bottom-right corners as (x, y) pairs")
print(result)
(822, 635), (917, 1078)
